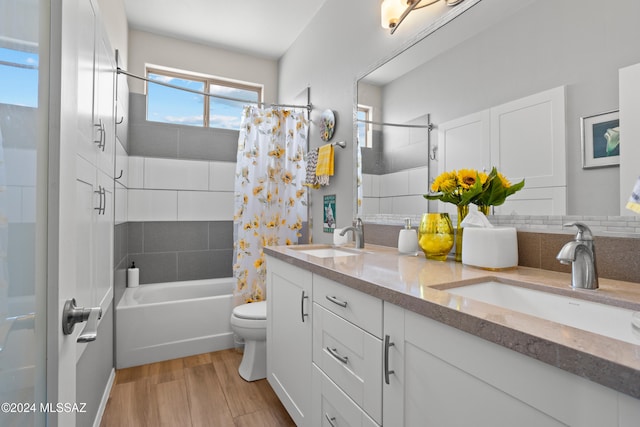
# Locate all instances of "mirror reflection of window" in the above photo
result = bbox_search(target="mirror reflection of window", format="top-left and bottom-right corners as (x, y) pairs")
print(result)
(0, 47), (39, 107)
(357, 104), (373, 148)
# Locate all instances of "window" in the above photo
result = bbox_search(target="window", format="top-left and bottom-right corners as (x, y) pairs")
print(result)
(146, 67), (262, 130)
(357, 104), (373, 148)
(0, 47), (39, 107)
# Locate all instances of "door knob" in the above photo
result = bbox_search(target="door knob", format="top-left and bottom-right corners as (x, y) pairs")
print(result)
(62, 299), (102, 342)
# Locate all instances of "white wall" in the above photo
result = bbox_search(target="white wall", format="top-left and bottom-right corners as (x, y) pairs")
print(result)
(278, 0), (451, 242)
(96, 0), (128, 68)
(127, 29), (278, 102)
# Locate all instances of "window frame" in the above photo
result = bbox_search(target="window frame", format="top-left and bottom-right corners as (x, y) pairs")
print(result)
(357, 104), (373, 148)
(145, 65), (263, 129)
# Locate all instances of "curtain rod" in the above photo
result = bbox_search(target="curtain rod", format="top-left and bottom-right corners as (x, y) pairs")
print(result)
(116, 67), (312, 114)
(357, 118), (433, 130)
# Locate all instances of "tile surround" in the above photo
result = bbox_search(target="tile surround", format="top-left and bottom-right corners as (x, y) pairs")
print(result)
(117, 221), (234, 288)
(144, 157), (210, 191)
(177, 191), (234, 221)
(114, 94), (240, 292)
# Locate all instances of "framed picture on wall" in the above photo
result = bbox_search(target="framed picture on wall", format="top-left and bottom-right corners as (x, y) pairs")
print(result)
(581, 110), (620, 168)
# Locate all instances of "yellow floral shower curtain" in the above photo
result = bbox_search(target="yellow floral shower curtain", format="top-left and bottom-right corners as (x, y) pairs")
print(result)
(233, 106), (308, 303)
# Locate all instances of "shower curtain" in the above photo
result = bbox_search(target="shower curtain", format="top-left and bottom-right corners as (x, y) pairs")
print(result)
(233, 106), (308, 303)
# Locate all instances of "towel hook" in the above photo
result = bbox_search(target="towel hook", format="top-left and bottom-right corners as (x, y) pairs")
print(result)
(429, 145), (438, 161)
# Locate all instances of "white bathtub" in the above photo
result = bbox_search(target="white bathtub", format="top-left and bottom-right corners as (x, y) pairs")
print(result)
(116, 278), (235, 369)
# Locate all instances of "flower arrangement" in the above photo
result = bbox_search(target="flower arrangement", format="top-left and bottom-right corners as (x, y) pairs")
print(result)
(424, 167), (525, 262)
(424, 167), (524, 209)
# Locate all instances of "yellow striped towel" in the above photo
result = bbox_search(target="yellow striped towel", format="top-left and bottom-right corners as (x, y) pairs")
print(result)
(316, 144), (334, 185)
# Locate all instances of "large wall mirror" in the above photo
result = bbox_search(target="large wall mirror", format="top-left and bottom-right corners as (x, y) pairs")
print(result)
(355, 0), (640, 229)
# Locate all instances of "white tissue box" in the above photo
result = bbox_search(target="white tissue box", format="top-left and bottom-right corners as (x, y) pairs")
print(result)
(462, 227), (518, 269)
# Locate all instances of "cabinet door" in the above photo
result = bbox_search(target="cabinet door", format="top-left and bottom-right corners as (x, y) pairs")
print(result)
(266, 256), (313, 426)
(75, 0), (97, 164)
(94, 170), (113, 308)
(383, 303), (618, 427)
(490, 86), (566, 215)
(437, 111), (491, 216)
(75, 156), (96, 334)
(94, 28), (115, 177)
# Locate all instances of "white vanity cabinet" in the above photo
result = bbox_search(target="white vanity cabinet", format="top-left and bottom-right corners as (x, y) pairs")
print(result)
(267, 253), (640, 426)
(312, 275), (383, 426)
(383, 302), (639, 427)
(266, 256), (313, 426)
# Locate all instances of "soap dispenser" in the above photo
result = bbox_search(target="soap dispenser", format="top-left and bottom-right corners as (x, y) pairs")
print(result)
(398, 218), (419, 254)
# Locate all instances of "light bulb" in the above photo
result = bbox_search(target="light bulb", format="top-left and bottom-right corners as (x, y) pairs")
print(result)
(381, 0), (405, 29)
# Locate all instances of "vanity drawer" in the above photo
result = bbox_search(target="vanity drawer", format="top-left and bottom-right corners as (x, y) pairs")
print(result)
(312, 364), (380, 427)
(313, 303), (382, 424)
(313, 274), (383, 338)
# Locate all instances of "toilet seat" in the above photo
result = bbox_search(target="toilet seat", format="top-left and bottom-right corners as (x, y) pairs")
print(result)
(232, 301), (266, 320)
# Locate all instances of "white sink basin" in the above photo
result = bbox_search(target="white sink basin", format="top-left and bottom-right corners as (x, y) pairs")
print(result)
(297, 248), (360, 258)
(446, 281), (640, 345)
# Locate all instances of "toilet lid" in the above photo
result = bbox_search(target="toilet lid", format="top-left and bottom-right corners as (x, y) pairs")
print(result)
(233, 301), (267, 320)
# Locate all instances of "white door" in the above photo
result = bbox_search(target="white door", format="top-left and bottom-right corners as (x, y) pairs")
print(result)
(0, 0), (49, 426)
(55, 0), (103, 425)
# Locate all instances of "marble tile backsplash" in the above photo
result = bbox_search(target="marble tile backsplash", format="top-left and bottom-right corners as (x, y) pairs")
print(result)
(362, 214), (640, 237)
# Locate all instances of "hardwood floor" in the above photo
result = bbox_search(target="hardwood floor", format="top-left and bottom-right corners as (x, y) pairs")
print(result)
(100, 349), (296, 427)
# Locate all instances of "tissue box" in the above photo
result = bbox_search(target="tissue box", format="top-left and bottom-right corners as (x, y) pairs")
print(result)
(462, 227), (518, 269)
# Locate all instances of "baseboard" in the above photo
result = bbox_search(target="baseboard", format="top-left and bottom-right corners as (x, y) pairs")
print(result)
(93, 368), (115, 427)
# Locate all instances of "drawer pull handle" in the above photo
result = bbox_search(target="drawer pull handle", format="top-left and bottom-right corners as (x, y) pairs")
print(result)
(325, 413), (337, 427)
(301, 290), (309, 323)
(384, 334), (395, 385)
(326, 295), (348, 308)
(327, 347), (348, 364)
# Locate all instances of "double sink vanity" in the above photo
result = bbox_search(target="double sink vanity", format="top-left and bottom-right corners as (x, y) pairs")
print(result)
(264, 242), (640, 426)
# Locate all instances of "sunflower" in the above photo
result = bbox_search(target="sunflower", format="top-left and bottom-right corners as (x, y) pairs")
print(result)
(431, 171), (458, 193)
(497, 171), (511, 188)
(457, 169), (479, 189)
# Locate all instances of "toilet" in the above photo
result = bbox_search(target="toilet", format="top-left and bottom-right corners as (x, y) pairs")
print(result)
(230, 301), (267, 381)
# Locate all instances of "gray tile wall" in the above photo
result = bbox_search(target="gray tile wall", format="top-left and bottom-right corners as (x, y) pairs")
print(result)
(114, 223), (129, 305)
(126, 221), (234, 285)
(127, 93), (238, 161)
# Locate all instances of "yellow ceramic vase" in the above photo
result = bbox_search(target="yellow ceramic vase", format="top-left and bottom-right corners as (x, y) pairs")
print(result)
(418, 213), (454, 261)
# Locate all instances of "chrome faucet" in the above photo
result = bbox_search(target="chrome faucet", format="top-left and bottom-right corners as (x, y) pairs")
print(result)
(556, 222), (599, 290)
(340, 218), (365, 249)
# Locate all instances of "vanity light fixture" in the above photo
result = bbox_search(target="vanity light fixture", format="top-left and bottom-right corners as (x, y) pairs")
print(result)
(381, 0), (464, 34)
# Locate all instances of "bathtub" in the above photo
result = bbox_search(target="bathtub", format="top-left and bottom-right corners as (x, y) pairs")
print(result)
(116, 278), (235, 369)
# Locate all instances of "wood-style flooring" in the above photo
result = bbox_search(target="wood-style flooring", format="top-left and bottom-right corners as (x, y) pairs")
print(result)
(100, 349), (295, 427)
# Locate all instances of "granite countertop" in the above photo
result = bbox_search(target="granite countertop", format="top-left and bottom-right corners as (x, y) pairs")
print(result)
(263, 243), (640, 400)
